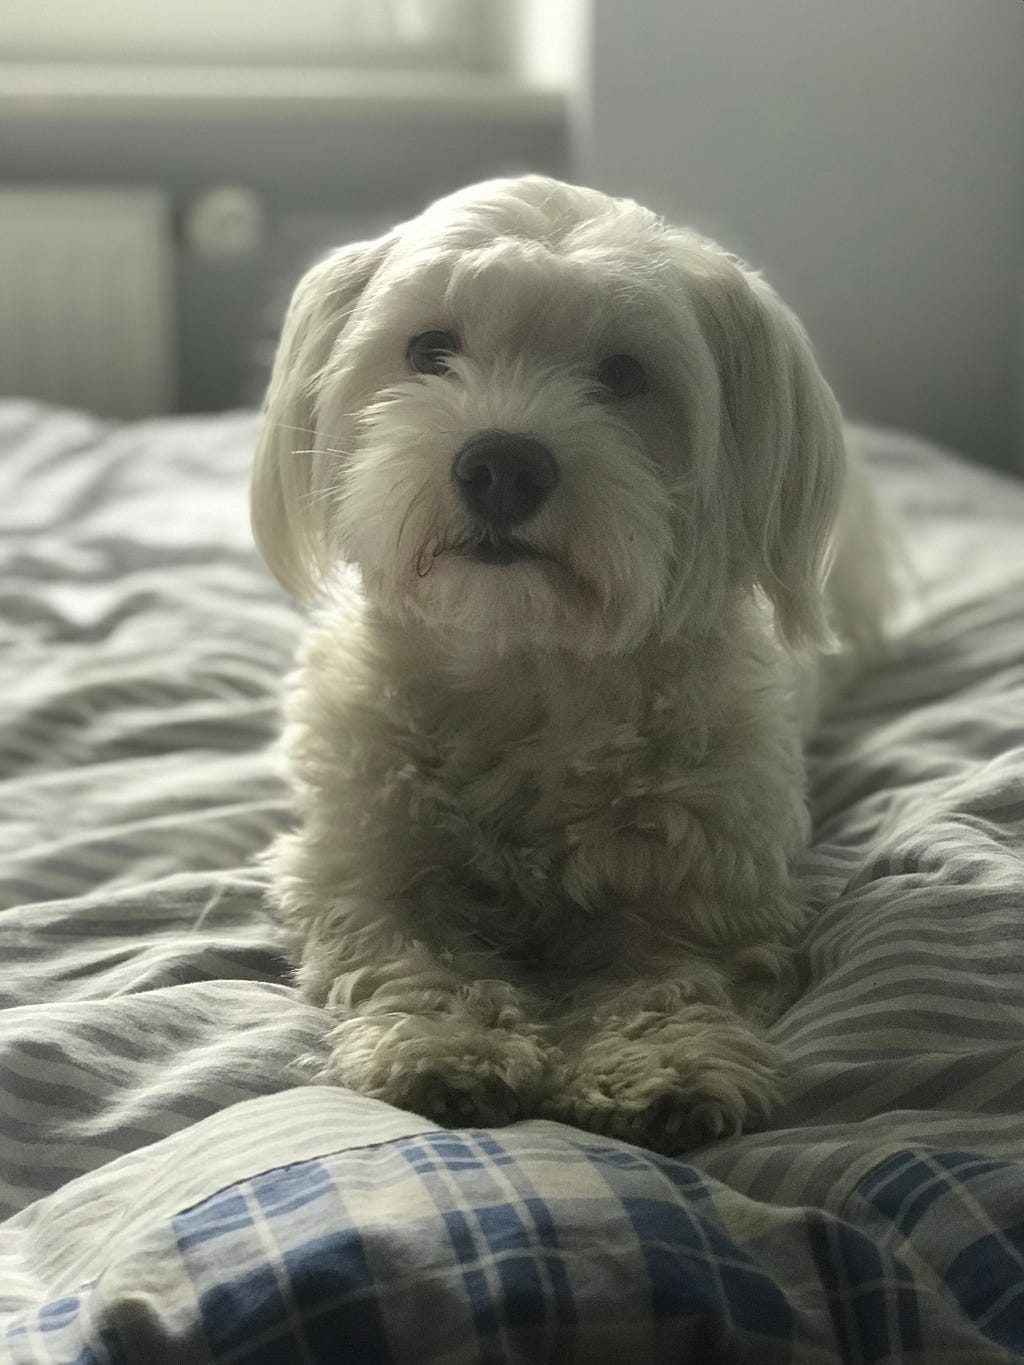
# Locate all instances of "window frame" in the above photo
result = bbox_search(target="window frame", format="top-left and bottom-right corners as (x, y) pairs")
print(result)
(0, 0), (508, 72)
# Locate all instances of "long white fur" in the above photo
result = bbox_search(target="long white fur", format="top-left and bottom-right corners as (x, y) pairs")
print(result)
(252, 175), (892, 1152)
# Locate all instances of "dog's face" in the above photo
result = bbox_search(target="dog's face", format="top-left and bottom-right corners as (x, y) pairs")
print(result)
(253, 176), (845, 657)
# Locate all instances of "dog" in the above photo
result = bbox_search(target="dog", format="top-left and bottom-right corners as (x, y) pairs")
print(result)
(251, 175), (891, 1154)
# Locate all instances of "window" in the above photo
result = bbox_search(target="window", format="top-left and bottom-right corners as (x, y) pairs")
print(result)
(0, 0), (505, 72)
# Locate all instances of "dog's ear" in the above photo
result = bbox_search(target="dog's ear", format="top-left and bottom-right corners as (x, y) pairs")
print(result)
(251, 235), (392, 598)
(683, 243), (845, 649)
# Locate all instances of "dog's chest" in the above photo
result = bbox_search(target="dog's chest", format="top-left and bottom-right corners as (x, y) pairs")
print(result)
(394, 727), (612, 966)
(404, 695), (673, 913)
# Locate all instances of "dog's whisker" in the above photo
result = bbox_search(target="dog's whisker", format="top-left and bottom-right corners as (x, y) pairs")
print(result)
(415, 539), (439, 579)
(412, 527), (469, 579)
(264, 420), (354, 458)
(264, 420), (353, 447)
(265, 417), (357, 440)
(286, 449), (351, 463)
(263, 419), (321, 437)
(395, 487), (430, 558)
(299, 487), (340, 510)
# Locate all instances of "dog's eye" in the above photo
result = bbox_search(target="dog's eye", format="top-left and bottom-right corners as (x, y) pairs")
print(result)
(596, 353), (648, 399)
(407, 331), (459, 376)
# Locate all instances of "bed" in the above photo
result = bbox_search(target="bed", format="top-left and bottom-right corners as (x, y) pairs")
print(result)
(1, 400), (1023, 1363)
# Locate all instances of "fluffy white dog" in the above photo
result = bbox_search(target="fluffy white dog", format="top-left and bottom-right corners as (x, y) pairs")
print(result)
(252, 174), (891, 1153)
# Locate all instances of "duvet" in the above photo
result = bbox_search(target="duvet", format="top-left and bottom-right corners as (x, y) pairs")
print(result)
(1, 401), (1023, 1362)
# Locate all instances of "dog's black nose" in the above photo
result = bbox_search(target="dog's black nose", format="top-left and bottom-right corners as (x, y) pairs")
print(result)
(452, 432), (559, 528)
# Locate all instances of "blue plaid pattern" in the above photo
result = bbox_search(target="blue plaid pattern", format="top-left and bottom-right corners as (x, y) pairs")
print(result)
(5, 1130), (1023, 1363)
(855, 1149), (1024, 1357)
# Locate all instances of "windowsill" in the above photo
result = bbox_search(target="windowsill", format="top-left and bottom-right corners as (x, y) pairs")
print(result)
(0, 63), (567, 125)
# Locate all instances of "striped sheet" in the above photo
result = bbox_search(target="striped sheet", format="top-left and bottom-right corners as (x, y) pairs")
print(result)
(1, 402), (1023, 1360)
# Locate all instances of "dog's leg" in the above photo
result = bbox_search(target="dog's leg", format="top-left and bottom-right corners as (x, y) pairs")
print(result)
(543, 959), (792, 1154)
(540, 709), (807, 1152)
(298, 924), (555, 1127)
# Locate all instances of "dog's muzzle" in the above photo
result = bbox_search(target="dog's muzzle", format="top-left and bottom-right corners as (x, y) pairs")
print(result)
(452, 431), (559, 529)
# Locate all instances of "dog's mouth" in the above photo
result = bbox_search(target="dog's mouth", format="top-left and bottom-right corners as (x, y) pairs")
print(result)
(465, 536), (542, 566)
(413, 531), (563, 580)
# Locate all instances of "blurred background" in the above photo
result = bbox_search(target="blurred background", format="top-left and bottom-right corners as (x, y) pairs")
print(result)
(0, 0), (1021, 471)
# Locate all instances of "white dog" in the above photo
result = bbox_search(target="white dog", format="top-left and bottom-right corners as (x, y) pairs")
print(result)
(252, 175), (890, 1153)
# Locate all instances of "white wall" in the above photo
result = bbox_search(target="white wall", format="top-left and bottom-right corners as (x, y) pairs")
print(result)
(580, 0), (1024, 471)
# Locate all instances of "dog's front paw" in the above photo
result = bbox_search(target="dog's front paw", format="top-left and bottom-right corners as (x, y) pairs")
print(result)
(322, 1011), (552, 1127)
(547, 1005), (786, 1154)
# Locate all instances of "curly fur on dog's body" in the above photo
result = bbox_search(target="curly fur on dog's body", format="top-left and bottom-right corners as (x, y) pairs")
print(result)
(253, 176), (892, 1152)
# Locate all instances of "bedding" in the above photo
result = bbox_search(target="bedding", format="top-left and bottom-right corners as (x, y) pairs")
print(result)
(0, 399), (1023, 1362)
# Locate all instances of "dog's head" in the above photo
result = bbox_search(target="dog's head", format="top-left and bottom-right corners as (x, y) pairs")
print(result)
(252, 175), (844, 657)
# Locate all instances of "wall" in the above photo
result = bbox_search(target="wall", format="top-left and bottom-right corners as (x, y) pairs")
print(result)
(582, 0), (1024, 472)
(0, 88), (569, 411)
(4, 0), (1022, 469)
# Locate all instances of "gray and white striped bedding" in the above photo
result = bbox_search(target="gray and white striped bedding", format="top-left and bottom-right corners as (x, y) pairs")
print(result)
(1, 400), (1023, 1360)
